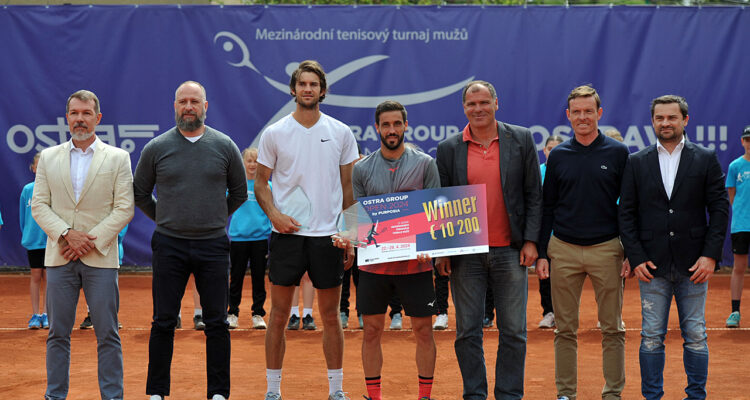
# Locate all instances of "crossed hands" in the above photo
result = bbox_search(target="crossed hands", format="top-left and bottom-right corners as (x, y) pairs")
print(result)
(59, 229), (97, 261)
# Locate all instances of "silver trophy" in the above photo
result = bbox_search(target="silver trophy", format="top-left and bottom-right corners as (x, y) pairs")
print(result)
(333, 201), (373, 248)
(278, 185), (312, 230)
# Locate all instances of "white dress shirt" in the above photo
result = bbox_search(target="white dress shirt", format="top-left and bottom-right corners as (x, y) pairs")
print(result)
(70, 137), (99, 202)
(656, 136), (686, 199)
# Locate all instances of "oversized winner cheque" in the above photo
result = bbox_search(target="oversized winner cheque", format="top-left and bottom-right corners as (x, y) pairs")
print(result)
(348, 185), (489, 266)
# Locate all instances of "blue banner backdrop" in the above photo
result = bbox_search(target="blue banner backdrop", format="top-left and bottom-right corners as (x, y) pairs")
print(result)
(1, 5), (748, 266)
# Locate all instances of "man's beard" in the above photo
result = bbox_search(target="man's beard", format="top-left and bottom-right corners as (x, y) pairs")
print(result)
(656, 127), (683, 143)
(71, 130), (95, 142)
(296, 95), (321, 110)
(176, 110), (205, 132)
(380, 133), (404, 150)
(70, 123), (95, 141)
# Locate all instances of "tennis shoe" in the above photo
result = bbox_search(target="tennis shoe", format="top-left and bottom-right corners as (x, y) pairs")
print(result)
(538, 312), (555, 328)
(726, 311), (740, 328)
(482, 316), (494, 328)
(433, 313), (448, 330)
(287, 315), (300, 330)
(80, 313), (93, 329)
(252, 314), (267, 329)
(264, 392), (282, 400)
(28, 314), (42, 329)
(389, 313), (402, 330)
(328, 390), (350, 400)
(41, 313), (49, 329)
(227, 314), (239, 329)
(193, 314), (205, 330)
(302, 314), (317, 330)
(340, 312), (348, 329)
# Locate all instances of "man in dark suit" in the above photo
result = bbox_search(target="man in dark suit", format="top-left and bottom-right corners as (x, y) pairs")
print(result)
(619, 95), (729, 400)
(435, 80), (542, 400)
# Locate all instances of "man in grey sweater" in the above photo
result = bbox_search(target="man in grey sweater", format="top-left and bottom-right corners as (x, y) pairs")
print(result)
(133, 81), (247, 400)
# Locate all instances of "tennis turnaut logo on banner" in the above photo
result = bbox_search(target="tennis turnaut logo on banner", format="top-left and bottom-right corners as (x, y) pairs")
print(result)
(213, 30), (474, 147)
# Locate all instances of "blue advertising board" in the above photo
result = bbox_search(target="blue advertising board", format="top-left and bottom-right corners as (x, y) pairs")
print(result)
(1, 5), (748, 266)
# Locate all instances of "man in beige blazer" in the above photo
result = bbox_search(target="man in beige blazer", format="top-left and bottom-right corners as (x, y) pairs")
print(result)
(32, 90), (134, 400)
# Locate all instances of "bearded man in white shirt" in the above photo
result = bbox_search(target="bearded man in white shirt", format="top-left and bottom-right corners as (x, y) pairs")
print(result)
(32, 90), (134, 400)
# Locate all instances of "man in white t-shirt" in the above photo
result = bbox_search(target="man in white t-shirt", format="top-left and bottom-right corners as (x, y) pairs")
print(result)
(256, 60), (359, 400)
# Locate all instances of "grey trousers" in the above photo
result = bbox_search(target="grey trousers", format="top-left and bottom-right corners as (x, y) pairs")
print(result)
(45, 261), (123, 400)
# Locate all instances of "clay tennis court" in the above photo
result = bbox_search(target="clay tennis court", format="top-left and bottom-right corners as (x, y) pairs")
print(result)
(1, 273), (748, 399)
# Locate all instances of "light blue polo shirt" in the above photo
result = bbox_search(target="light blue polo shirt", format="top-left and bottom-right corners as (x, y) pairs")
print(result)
(727, 156), (750, 233)
(19, 182), (47, 250)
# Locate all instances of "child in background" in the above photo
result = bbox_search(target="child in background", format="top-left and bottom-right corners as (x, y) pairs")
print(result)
(227, 147), (272, 329)
(21, 152), (49, 329)
(725, 128), (750, 328)
(288, 273), (316, 330)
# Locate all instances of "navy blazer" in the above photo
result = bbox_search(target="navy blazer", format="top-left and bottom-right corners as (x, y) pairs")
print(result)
(618, 141), (729, 277)
(435, 122), (542, 250)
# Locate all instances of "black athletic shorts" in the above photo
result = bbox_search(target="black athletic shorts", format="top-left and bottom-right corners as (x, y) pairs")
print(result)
(357, 270), (436, 317)
(731, 232), (750, 255)
(268, 233), (344, 289)
(27, 249), (46, 269)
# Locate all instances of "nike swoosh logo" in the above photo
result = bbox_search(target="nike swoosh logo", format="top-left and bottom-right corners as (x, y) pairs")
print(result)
(427, 300), (436, 307)
(321, 138), (331, 142)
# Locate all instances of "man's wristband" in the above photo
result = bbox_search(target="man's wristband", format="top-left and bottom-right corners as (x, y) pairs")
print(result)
(61, 228), (71, 238)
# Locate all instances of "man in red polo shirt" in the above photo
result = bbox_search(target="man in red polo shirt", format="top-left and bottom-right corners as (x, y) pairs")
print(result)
(435, 80), (542, 400)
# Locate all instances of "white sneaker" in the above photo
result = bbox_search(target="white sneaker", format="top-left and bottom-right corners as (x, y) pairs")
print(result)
(252, 314), (267, 329)
(328, 390), (350, 400)
(149, 395), (163, 400)
(433, 313), (448, 330)
(227, 314), (238, 329)
(538, 312), (555, 329)
(389, 313), (402, 330)
(211, 395), (226, 400)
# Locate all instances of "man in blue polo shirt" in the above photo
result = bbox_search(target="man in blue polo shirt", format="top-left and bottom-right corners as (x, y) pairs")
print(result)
(537, 85), (630, 400)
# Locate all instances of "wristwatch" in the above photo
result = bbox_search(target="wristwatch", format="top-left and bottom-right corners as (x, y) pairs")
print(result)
(62, 228), (71, 237)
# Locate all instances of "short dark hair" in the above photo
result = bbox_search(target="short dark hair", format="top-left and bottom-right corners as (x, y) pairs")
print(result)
(289, 60), (327, 102)
(650, 95), (688, 118)
(66, 90), (100, 115)
(567, 85), (600, 109)
(375, 100), (407, 125)
(461, 80), (497, 103)
(545, 135), (565, 146)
